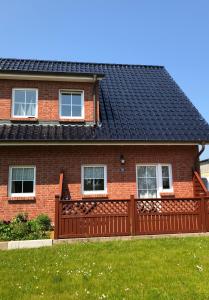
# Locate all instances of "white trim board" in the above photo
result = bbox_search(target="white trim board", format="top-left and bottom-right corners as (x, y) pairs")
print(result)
(0, 142), (200, 146)
(0, 73), (103, 82)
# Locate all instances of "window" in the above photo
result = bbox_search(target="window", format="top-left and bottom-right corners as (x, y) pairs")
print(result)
(136, 164), (173, 198)
(82, 165), (107, 194)
(137, 166), (158, 198)
(9, 167), (36, 197)
(161, 165), (171, 189)
(59, 90), (84, 119)
(12, 89), (38, 117)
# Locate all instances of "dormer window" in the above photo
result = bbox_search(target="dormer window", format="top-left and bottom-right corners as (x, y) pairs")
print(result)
(59, 90), (84, 119)
(12, 89), (38, 118)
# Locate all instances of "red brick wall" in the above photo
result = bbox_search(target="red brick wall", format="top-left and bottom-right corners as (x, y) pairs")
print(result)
(0, 79), (98, 122)
(0, 145), (198, 222)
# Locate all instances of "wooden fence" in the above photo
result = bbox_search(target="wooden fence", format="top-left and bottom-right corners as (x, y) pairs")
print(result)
(54, 196), (209, 239)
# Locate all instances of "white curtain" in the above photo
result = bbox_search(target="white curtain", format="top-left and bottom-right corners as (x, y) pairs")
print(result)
(84, 167), (94, 179)
(23, 168), (34, 181)
(12, 168), (23, 180)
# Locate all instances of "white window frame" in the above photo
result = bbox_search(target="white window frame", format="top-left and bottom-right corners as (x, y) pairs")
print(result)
(81, 165), (107, 195)
(8, 166), (36, 197)
(12, 88), (38, 118)
(136, 164), (173, 198)
(59, 90), (84, 119)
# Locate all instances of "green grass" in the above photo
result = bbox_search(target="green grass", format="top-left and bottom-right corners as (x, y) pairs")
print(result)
(1, 237), (209, 299)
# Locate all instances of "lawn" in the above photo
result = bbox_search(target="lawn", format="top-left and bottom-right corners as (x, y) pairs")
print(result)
(1, 237), (209, 300)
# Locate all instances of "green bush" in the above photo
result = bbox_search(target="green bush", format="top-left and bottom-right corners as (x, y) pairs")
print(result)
(35, 214), (51, 231)
(0, 214), (52, 241)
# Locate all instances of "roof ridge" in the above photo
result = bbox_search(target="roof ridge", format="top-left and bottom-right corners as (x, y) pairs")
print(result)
(0, 57), (164, 69)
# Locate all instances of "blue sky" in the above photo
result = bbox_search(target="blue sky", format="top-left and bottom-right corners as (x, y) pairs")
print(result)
(0, 0), (209, 158)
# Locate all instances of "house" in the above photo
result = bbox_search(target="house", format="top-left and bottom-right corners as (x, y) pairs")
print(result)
(200, 159), (209, 190)
(0, 58), (209, 237)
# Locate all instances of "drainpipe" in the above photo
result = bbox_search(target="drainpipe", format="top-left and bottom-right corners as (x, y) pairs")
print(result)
(193, 144), (205, 172)
(93, 75), (97, 126)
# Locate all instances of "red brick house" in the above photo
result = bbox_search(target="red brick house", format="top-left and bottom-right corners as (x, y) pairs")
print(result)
(0, 58), (209, 237)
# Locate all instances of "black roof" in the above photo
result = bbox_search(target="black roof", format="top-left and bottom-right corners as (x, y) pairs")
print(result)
(0, 57), (209, 143)
(200, 159), (209, 164)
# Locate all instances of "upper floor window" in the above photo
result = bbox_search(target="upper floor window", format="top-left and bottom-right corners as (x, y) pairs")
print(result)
(12, 89), (38, 118)
(59, 90), (84, 119)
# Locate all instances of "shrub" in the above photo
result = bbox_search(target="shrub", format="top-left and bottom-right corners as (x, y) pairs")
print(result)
(0, 213), (52, 241)
(0, 221), (12, 241)
(13, 212), (28, 223)
(35, 214), (51, 231)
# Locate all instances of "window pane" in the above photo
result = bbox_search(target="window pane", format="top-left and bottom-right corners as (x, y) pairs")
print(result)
(23, 181), (34, 193)
(147, 178), (157, 190)
(163, 178), (170, 189)
(61, 94), (71, 105)
(138, 166), (146, 178)
(94, 179), (104, 191)
(26, 104), (36, 116)
(138, 165), (157, 199)
(12, 168), (23, 180)
(147, 166), (156, 178)
(94, 167), (104, 179)
(72, 94), (82, 106)
(23, 168), (34, 181)
(84, 179), (93, 191)
(138, 178), (147, 190)
(14, 103), (25, 116)
(26, 90), (36, 104)
(14, 90), (25, 103)
(72, 106), (82, 117)
(162, 166), (169, 178)
(61, 105), (71, 117)
(84, 167), (94, 179)
(12, 181), (22, 193)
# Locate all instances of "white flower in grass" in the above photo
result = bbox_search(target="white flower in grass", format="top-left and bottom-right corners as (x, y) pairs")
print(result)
(196, 265), (203, 272)
(99, 294), (107, 299)
(84, 289), (90, 294)
(125, 287), (130, 292)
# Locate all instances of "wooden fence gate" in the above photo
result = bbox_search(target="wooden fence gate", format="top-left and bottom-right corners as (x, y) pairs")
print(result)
(54, 196), (209, 239)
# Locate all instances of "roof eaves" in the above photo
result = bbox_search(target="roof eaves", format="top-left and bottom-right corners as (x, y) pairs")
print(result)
(0, 69), (105, 78)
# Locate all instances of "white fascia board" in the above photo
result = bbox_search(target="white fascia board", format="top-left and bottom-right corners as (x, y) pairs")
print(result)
(0, 142), (200, 146)
(0, 73), (103, 83)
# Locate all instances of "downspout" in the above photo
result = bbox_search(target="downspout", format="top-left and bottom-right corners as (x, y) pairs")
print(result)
(193, 143), (205, 172)
(93, 75), (97, 126)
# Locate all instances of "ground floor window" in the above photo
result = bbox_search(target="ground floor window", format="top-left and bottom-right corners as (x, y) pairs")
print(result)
(82, 165), (107, 194)
(9, 166), (36, 197)
(136, 164), (173, 198)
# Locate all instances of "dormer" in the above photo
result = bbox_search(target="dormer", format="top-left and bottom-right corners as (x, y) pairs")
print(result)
(0, 63), (104, 125)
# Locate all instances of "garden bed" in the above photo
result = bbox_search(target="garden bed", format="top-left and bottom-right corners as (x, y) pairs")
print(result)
(0, 213), (52, 241)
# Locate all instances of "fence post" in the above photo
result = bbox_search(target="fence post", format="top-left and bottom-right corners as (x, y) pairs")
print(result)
(130, 195), (136, 235)
(54, 195), (60, 239)
(200, 197), (207, 232)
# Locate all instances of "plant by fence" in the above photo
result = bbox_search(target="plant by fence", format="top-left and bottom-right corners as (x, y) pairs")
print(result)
(0, 213), (52, 241)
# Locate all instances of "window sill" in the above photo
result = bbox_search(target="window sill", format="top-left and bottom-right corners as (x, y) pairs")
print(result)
(10, 118), (38, 122)
(160, 192), (175, 198)
(59, 119), (85, 123)
(82, 194), (108, 199)
(8, 196), (36, 202)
